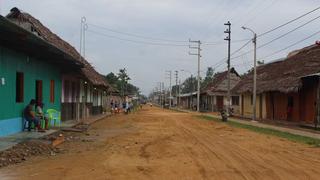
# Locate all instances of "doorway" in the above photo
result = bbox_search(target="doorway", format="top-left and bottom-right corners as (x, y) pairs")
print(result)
(35, 80), (43, 103)
(216, 96), (224, 111)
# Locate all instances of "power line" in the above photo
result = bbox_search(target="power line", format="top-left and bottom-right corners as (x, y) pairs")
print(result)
(242, 0), (278, 26)
(230, 14), (320, 61)
(258, 6), (320, 37)
(209, 39), (252, 69)
(88, 23), (247, 46)
(88, 23), (188, 43)
(258, 15), (320, 48)
(87, 29), (189, 47)
(261, 29), (320, 60)
(203, 38), (251, 45)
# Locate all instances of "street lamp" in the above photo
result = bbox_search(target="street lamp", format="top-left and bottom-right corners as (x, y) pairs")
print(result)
(242, 26), (257, 121)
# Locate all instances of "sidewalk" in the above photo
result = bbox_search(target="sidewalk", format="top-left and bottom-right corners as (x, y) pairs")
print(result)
(0, 113), (111, 152)
(173, 108), (320, 140)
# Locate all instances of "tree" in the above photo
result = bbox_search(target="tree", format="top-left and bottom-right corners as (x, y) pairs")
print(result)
(201, 67), (214, 88)
(104, 68), (140, 97)
(105, 72), (118, 85)
(181, 76), (197, 93)
(117, 68), (131, 97)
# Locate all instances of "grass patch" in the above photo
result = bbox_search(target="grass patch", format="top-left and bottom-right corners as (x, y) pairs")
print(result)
(197, 115), (320, 147)
(169, 108), (188, 113)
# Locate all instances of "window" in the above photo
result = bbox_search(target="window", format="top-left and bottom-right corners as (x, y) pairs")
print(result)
(16, 72), (24, 103)
(50, 80), (55, 103)
(232, 96), (239, 106)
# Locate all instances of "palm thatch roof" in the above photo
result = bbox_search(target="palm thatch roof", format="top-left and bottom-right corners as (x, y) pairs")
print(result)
(233, 43), (320, 94)
(6, 7), (109, 88)
(202, 68), (240, 95)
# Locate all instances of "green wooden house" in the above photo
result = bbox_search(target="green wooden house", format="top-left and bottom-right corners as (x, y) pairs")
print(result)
(0, 11), (82, 136)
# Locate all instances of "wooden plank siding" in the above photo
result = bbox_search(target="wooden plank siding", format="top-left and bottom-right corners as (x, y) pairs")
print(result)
(265, 78), (318, 124)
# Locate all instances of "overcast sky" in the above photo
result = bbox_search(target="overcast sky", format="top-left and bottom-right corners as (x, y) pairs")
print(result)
(1, 0), (320, 95)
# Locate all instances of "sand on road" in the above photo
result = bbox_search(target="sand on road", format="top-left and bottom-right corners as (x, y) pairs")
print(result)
(1, 106), (320, 180)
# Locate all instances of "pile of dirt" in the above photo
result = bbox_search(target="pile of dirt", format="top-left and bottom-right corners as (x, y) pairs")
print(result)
(0, 140), (61, 168)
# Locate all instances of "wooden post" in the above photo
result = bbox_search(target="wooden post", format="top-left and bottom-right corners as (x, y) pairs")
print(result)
(315, 77), (320, 128)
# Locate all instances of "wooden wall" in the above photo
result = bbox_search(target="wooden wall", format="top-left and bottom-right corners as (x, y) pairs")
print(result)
(265, 78), (317, 124)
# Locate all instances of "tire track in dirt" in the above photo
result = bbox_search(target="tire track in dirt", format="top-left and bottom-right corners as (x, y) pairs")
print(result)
(176, 114), (320, 179)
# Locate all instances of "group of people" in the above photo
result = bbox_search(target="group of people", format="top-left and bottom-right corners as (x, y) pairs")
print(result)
(110, 99), (133, 114)
(23, 99), (49, 132)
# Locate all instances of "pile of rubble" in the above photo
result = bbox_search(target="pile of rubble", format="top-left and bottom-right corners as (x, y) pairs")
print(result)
(0, 140), (61, 168)
(0, 124), (91, 168)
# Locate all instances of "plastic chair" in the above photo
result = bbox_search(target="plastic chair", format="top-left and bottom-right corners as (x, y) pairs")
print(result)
(46, 109), (61, 128)
(39, 117), (46, 129)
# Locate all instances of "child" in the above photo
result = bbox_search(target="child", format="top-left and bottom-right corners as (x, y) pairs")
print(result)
(36, 102), (49, 130)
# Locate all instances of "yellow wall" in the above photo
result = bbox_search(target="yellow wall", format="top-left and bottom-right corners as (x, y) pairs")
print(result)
(241, 93), (266, 119)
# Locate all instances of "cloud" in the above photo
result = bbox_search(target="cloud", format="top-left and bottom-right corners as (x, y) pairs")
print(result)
(2, 0), (320, 94)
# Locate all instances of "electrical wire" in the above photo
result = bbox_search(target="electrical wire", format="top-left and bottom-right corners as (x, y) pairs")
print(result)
(261, 29), (320, 60)
(230, 14), (320, 61)
(87, 29), (189, 47)
(258, 14), (320, 49)
(258, 6), (320, 37)
(88, 23), (188, 43)
(208, 39), (252, 69)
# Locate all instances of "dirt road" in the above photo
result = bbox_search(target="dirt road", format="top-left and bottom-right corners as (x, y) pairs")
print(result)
(1, 106), (320, 180)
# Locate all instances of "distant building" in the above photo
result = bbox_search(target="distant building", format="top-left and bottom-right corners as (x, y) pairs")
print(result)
(201, 68), (241, 113)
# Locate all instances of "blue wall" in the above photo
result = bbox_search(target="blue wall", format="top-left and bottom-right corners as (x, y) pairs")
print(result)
(0, 117), (22, 137)
(0, 46), (62, 137)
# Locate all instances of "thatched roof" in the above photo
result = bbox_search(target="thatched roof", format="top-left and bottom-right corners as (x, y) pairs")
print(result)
(6, 7), (109, 88)
(233, 43), (320, 94)
(202, 68), (240, 95)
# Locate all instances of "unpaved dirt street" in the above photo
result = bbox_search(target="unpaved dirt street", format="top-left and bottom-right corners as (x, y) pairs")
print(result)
(1, 106), (320, 180)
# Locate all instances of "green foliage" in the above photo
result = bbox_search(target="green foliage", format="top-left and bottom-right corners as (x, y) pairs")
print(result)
(104, 68), (140, 96)
(197, 115), (320, 147)
(105, 72), (118, 85)
(181, 76), (197, 93)
(201, 67), (214, 88)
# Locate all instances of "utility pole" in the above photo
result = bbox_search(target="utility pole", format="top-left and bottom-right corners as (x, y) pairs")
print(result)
(189, 39), (201, 112)
(242, 26), (257, 121)
(178, 79), (181, 108)
(162, 82), (165, 108)
(175, 70), (178, 106)
(158, 82), (162, 107)
(166, 71), (172, 108)
(224, 21), (231, 117)
(78, 16), (87, 122)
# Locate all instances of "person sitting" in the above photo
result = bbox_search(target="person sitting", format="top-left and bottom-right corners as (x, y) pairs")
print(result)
(23, 99), (41, 131)
(36, 102), (49, 130)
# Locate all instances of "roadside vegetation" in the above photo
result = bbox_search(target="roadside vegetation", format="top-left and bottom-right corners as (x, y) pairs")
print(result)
(198, 115), (320, 147)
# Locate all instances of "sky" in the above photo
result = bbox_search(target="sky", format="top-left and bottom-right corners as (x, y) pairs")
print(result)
(1, 0), (320, 95)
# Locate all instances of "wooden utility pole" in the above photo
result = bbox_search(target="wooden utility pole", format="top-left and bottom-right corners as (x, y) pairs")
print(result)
(224, 21), (231, 117)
